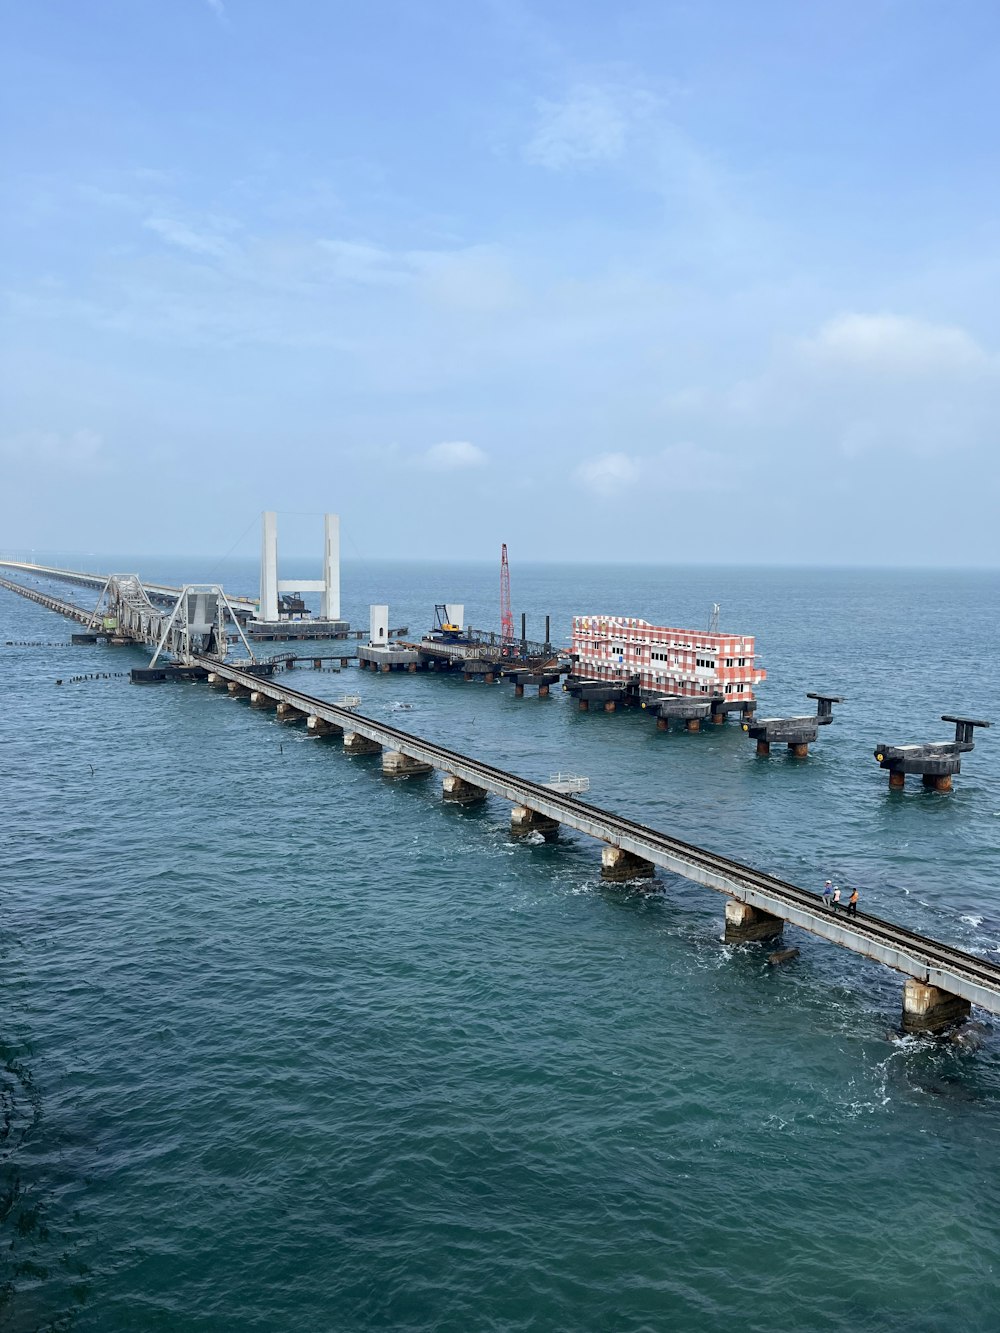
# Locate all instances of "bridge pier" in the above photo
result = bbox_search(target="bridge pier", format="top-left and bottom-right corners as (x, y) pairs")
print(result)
(207, 672), (228, 688)
(227, 681), (250, 698)
(442, 774), (487, 805)
(601, 847), (655, 882)
(902, 980), (971, 1034)
(382, 750), (433, 779)
(510, 805), (559, 839)
(276, 702), (305, 722)
(250, 690), (276, 709)
(343, 731), (381, 755)
(724, 900), (784, 944)
(307, 715), (342, 737)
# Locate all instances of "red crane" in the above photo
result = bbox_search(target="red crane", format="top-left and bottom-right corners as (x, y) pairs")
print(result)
(500, 543), (514, 655)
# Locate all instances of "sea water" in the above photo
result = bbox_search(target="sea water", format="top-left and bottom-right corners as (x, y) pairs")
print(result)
(2, 561), (999, 1331)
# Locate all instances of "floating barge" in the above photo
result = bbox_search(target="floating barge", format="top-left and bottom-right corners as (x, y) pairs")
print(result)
(565, 614), (766, 722)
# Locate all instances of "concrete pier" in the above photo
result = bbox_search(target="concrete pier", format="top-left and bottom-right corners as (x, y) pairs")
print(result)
(207, 672), (228, 688)
(382, 750), (433, 779)
(724, 900), (784, 943)
(875, 715), (990, 793)
(509, 671), (559, 699)
(744, 693), (843, 758)
(601, 846), (655, 882)
(442, 774), (487, 805)
(307, 715), (341, 737)
(276, 702), (305, 722)
(250, 690), (276, 709)
(650, 698), (713, 734)
(902, 979), (972, 1034)
(510, 805), (559, 839)
(227, 680), (250, 697)
(343, 731), (381, 755)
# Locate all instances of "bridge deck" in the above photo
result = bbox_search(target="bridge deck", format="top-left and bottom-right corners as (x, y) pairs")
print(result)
(0, 560), (257, 611)
(199, 656), (1000, 1019)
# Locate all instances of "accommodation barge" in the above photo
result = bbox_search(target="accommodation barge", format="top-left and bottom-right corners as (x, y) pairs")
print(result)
(565, 614), (766, 721)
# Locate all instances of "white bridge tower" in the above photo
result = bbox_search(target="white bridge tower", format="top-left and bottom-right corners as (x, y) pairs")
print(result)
(258, 511), (341, 625)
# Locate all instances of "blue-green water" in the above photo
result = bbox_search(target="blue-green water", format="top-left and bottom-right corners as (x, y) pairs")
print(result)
(3, 561), (999, 1332)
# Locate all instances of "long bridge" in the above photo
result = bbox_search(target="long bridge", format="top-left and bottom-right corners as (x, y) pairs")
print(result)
(2, 561), (998, 1037)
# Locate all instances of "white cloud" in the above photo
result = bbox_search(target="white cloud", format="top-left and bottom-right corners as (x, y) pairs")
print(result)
(524, 86), (639, 171)
(574, 443), (741, 496)
(144, 215), (233, 258)
(422, 440), (488, 470)
(717, 311), (1000, 461)
(205, 0), (227, 20)
(800, 313), (991, 378)
(574, 451), (640, 495)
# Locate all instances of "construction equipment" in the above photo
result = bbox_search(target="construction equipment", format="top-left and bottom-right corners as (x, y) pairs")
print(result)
(500, 544), (514, 656)
(432, 604), (466, 642)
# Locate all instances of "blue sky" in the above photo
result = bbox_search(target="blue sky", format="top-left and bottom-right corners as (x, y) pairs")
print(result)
(2, 0), (999, 564)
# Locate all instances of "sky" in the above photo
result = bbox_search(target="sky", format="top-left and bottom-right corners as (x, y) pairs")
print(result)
(2, 0), (999, 565)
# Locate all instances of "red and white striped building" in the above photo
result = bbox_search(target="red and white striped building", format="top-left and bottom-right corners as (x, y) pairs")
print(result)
(570, 615), (766, 703)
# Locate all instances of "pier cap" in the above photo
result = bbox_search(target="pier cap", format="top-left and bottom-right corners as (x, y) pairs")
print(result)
(941, 715), (990, 728)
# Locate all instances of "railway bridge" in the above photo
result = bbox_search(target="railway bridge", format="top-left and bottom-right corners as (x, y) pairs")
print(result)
(2, 561), (999, 1037)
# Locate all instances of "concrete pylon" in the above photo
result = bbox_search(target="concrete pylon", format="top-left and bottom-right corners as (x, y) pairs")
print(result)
(320, 513), (340, 621)
(260, 510), (279, 622)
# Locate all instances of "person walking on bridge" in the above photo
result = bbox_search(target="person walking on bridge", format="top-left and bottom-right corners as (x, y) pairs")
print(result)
(822, 880), (833, 907)
(846, 888), (859, 916)
(831, 886), (842, 909)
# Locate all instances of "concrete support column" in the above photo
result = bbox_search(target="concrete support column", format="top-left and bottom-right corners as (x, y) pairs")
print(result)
(889, 770), (906, 790)
(307, 715), (342, 737)
(923, 773), (953, 793)
(227, 681), (250, 697)
(604, 700), (617, 713)
(463, 672), (473, 683)
(712, 712), (726, 725)
(579, 698), (590, 712)
(656, 716), (669, 732)
(276, 702), (304, 722)
(442, 774), (487, 805)
(514, 683), (525, 698)
(902, 979), (971, 1033)
(381, 663), (391, 674)
(789, 742), (809, 758)
(601, 846), (655, 882)
(250, 690), (277, 709)
(510, 805), (559, 839)
(538, 683), (550, 698)
(382, 750), (433, 779)
(686, 718), (701, 733)
(341, 657), (350, 668)
(408, 662), (417, 673)
(343, 731), (381, 755)
(207, 672), (227, 688)
(756, 739), (771, 757)
(724, 899), (784, 943)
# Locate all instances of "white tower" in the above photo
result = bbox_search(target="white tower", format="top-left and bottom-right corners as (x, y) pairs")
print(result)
(260, 511), (280, 622)
(257, 510), (342, 624)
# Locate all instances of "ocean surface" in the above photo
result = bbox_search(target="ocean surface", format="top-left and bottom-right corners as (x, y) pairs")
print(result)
(2, 559), (999, 1332)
